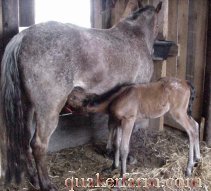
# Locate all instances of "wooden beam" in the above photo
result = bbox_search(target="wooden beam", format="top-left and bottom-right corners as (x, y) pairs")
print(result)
(121, 0), (139, 19)
(102, 0), (113, 29)
(0, 0), (3, 63)
(91, 0), (103, 28)
(166, 0), (178, 77)
(186, 0), (196, 83)
(111, 0), (128, 26)
(19, 0), (35, 27)
(177, 0), (188, 79)
(204, 0), (211, 146)
(200, 117), (205, 141)
(191, 0), (208, 119)
(2, 0), (19, 47)
(0, 104), (4, 179)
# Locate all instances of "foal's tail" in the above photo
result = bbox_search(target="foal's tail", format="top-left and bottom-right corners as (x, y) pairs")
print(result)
(186, 80), (196, 116)
(1, 33), (26, 184)
(84, 83), (132, 113)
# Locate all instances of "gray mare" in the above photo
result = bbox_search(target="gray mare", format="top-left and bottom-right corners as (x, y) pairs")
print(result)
(1, 3), (162, 191)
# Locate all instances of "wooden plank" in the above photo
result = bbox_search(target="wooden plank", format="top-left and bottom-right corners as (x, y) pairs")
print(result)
(0, 0), (3, 63)
(2, 0), (19, 47)
(111, 0), (128, 26)
(192, 0), (208, 120)
(0, 104), (4, 179)
(159, 60), (167, 131)
(19, 0), (35, 27)
(186, 0), (196, 83)
(101, 0), (112, 29)
(0, 153), (1, 178)
(204, 0), (211, 146)
(91, 0), (103, 28)
(184, 0), (208, 120)
(121, 0), (139, 19)
(166, 0), (178, 77)
(200, 117), (205, 141)
(0, 0), (2, 179)
(177, 0), (188, 79)
(166, 0), (208, 130)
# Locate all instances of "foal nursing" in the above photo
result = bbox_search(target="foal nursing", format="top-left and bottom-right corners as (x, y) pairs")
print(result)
(85, 77), (201, 176)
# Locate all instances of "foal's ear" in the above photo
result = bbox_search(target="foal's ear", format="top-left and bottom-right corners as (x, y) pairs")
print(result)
(155, 2), (162, 13)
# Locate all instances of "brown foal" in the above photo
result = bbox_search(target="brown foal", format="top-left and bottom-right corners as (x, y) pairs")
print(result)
(85, 77), (200, 176)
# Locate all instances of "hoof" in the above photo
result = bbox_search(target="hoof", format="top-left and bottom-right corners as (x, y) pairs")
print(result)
(127, 155), (137, 165)
(102, 163), (118, 174)
(185, 169), (192, 177)
(114, 178), (124, 188)
(28, 182), (40, 191)
(194, 157), (201, 163)
(105, 149), (114, 159)
(27, 176), (40, 190)
(42, 183), (58, 191)
(101, 167), (113, 174)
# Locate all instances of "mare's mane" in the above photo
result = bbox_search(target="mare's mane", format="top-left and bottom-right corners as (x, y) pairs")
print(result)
(127, 5), (156, 20)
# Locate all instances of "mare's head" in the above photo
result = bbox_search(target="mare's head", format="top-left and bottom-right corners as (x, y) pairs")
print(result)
(123, 2), (162, 53)
(128, 2), (162, 37)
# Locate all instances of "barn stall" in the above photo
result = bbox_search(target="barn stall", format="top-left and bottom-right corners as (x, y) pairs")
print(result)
(0, 0), (211, 190)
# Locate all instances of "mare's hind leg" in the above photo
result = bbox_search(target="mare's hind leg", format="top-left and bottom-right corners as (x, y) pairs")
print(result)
(24, 106), (39, 189)
(170, 111), (199, 176)
(30, 109), (60, 191)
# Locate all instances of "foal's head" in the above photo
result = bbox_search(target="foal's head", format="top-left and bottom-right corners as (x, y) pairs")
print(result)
(126, 2), (162, 40)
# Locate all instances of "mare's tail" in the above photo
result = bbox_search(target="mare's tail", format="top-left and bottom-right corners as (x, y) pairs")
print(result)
(1, 32), (26, 184)
(186, 80), (196, 116)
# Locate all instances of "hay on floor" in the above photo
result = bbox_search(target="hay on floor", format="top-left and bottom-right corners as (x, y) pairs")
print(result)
(1, 127), (211, 191)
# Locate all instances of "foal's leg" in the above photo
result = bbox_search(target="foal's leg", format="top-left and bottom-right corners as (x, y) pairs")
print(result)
(106, 117), (116, 155)
(189, 116), (201, 162)
(113, 127), (122, 169)
(120, 117), (135, 176)
(170, 111), (196, 176)
(30, 110), (59, 191)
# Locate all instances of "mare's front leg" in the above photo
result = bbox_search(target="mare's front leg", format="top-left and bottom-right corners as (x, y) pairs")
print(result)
(30, 109), (60, 191)
(120, 117), (136, 176)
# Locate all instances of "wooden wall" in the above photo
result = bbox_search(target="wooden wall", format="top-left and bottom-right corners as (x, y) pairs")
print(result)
(0, 0), (35, 62)
(164, 0), (208, 129)
(146, 0), (208, 128)
(19, 0), (35, 27)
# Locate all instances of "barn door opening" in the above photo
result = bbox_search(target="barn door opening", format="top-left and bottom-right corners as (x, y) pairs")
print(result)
(35, 0), (91, 27)
(20, 0), (91, 31)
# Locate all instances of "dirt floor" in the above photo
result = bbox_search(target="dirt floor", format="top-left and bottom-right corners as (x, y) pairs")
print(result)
(1, 127), (211, 191)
